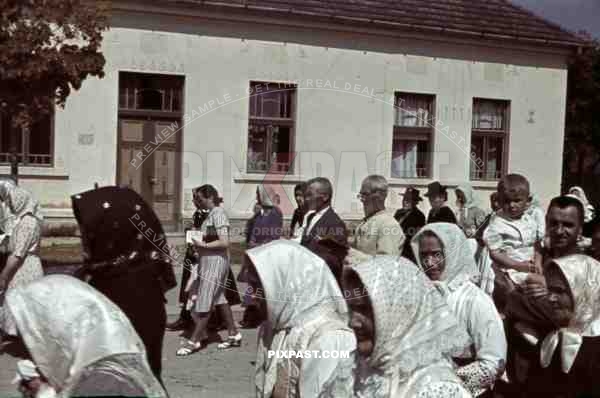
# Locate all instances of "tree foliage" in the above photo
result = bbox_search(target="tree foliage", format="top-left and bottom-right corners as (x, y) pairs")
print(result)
(563, 32), (600, 195)
(0, 0), (108, 131)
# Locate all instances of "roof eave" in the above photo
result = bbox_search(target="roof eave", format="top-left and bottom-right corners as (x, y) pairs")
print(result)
(110, 0), (587, 51)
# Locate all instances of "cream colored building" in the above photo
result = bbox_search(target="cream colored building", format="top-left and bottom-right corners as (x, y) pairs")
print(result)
(3, 0), (583, 233)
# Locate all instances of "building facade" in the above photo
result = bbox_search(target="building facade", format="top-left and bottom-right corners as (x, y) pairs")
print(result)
(1, 0), (583, 234)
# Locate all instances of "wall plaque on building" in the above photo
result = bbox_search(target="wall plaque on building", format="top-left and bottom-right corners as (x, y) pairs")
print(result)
(78, 133), (95, 145)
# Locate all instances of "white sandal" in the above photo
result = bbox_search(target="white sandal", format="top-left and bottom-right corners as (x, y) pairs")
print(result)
(217, 333), (242, 349)
(176, 340), (203, 356)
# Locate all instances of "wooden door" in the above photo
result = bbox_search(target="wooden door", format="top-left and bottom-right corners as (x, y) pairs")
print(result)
(117, 117), (181, 231)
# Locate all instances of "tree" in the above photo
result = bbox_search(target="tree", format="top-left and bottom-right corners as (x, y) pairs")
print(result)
(0, 0), (108, 178)
(562, 32), (600, 203)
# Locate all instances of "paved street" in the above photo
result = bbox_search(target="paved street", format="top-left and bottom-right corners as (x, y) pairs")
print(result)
(0, 264), (259, 398)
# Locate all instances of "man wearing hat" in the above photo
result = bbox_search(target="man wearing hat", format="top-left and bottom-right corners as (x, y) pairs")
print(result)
(394, 187), (426, 262)
(424, 181), (457, 224)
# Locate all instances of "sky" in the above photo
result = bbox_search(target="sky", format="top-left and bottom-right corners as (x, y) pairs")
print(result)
(510, 0), (600, 39)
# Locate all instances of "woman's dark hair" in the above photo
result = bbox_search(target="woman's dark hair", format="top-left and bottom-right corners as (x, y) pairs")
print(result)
(196, 184), (223, 205)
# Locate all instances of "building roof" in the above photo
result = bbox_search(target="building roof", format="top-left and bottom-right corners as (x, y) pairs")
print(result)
(163, 0), (585, 47)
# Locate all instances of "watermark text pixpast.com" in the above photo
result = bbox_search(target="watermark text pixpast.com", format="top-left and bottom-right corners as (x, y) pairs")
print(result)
(267, 350), (351, 359)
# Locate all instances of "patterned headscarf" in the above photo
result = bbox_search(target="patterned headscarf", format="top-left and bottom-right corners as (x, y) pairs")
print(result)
(0, 178), (43, 227)
(5, 275), (164, 397)
(411, 223), (481, 293)
(456, 182), (478, 209)
(247, 240), (350, 398)
(350, 256), (470, 377)
(71, 186), (176, 291)
(568, 186), (595, 223)
(541, 255), (600, 373)
(257, 185), (275, 208)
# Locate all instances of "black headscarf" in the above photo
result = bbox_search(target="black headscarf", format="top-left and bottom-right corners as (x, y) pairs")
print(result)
(71, 186), (177, 292)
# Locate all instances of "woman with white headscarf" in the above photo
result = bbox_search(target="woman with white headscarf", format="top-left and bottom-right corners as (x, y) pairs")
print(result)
(0, 179), (44, 338)
(240, 184), (284, 328)
(245, 240), (356, 398)
(568, 186), (595, 223)
(524, 254), (600, 397)
(5, 274), (167, 398)
(412, 223), (506, 397)
(338, 255), (472, 398)
(568, 186), (596, 240)
(455, 183), (487, 239)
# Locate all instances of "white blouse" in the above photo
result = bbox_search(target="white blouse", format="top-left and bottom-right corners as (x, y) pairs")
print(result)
(446, 282), (507, 397)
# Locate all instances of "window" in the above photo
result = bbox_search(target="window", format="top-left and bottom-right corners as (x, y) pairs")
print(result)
(0, 112), (53, 166)
(119, 72), (183, 112)
(391, 93), (434, 178)
(470, 99), (509, 181)
(246, 82), (296, 173)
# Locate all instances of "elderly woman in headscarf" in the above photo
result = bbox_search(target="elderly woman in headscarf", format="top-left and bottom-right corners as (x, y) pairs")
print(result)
(567, 186), (596, 242)
(339, 255), (473, 398)
(455, 183), (487, 239)
(71, 186), (177, 380)
(239, 184), (284, 328)
(248, 184), (284, 248)
(5, 275), (167, 398)
(568, 186), (595, 223)
(412, 223), (507, 397)
(0, 179), (44, 340)
(245, 240), (356, 398)
(520, 254), (600, 397)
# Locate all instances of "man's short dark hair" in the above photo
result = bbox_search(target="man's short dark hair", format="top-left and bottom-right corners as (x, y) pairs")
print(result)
(294, 182), (307, 194)
(306, 177), (333, 203)
(547, 195), (585, 226)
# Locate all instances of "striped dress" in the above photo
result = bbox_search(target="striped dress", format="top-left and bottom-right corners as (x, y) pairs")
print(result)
(193, 206), (231, 313)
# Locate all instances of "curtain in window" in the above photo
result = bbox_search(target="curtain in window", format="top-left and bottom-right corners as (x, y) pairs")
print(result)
(392, 141), (418, 178)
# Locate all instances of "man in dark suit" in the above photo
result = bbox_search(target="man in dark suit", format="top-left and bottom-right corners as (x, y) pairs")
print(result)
(394, 186), (426, 262)
(300, 177), (348, 284)
(425, 181), (457, 224)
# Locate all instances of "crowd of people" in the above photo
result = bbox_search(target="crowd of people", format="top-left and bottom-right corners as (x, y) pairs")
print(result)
(1, 172), (600, 397)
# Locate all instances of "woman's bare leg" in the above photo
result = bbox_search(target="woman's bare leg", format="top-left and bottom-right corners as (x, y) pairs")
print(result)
(217, 304), (239, 336)
(190, 313), (210, 342)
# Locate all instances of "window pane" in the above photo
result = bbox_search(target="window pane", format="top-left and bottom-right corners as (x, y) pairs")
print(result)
(247, 123), (292, 173)
(29, 115), (52, 155)
(247, 124), (269, 172)
(395, 94), (434, 127)
(270, 125), (291, 173)
(470, 135), (484, 180)
(486, 137), (503, 180)
(416, 141), (430, 177)
(391, 139), (429, 178)
(119, 72), (183, 112)
(249, 83), (294, 118)
(137, 89), (164, 110)
(473, 99), (508, 130)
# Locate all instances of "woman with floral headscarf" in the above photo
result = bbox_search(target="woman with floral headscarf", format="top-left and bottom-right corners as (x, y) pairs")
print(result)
(524, 254), (600, 397)
(245, 240), (356, 398)
(0, 179), (44, 339)
(240, 184), (284, 328)
(5, 275), (167, 398)
(412, 223), (506, 397)
(455, 183), (487, 239)
(339, 255), (472, 398)
(71, 186), (177, 381)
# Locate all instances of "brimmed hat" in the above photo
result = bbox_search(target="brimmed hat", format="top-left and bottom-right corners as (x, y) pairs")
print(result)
(402, 187), (423, 202)
(424, 181), (447, 197)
